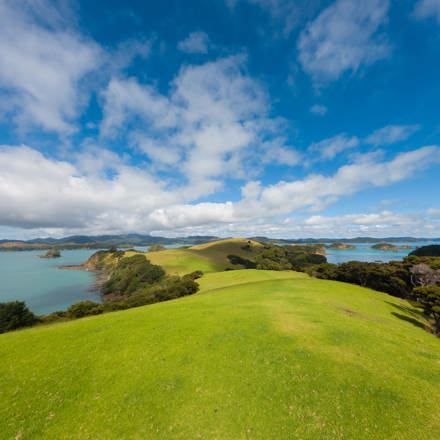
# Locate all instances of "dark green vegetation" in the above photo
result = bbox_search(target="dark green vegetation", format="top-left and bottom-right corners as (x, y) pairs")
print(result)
(0, 301), (36, 333)
(0, 269), (439, 439)
(412, 286), (440, 333)
(410, 244), (440, 257)
(253, 244), (326, 270)
(39, 248), (61, 258)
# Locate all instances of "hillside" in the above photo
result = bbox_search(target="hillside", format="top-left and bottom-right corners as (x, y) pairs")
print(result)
(1, 268), (439, 439)
(130, 238), (265, 275)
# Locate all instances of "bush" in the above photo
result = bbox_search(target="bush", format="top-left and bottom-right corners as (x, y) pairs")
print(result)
(102, 254), (165, 296)
(0, 301), (36, 333)
(39, 310), (68, 324)
(306, 261), (412, 298)
(67, 301), (103, 319)
(227, 254), (257, 269)
(183, 270), (204, 280)
(412, 286), (440, 334)
(253, 244), (327, 271)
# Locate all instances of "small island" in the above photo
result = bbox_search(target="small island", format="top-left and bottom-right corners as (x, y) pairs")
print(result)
(371, 243), (398, 251)
(39, 248), (61, 258)
(327, 242), (356, 250)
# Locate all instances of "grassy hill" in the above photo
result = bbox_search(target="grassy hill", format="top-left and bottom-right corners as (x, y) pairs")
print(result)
(128, 238), (264, 275)
(1, 267), (439, 439)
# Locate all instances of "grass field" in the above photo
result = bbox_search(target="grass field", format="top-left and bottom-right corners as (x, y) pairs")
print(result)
(1, 267), (439, 439)
(130, 238), (264, 275)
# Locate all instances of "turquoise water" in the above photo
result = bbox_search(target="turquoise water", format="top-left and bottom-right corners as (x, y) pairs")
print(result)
(0, 249), (99, 315)
(325, 242), (432, 264)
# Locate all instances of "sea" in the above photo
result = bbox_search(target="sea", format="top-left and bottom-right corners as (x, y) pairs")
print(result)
(0, 241), (436, 315)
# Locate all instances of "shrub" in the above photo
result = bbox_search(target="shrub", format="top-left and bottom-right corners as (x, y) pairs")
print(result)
(67, 301), (103, 319)
(102, 254), (165, 296)
(0, 301), (36, 333)
(183, 270), (204, 280)
(412, 286), (440, 334)
(227, 254), (257, 269)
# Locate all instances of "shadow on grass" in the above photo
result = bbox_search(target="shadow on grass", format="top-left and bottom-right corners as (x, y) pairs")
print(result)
(391, 312), (426, 329)
(385, 301), (428, 330)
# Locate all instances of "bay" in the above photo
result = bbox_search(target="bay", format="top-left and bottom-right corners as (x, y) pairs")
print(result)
(0, 249), (99, 315)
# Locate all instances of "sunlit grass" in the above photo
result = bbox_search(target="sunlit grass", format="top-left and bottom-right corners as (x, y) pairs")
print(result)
(1, 269), (439, 439)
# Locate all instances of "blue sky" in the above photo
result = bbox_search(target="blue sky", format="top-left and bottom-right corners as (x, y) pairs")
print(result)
(0, 0), (440, 239)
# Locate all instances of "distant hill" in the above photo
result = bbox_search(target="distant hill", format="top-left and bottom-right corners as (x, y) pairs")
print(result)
(0, 234), (439, 251)
(0, 234), (220, 251)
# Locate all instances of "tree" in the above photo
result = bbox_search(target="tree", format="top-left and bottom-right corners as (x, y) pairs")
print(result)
(412, 286), (440, 334)
(410, 264), (440, 287)
(0, 301), (36, 333)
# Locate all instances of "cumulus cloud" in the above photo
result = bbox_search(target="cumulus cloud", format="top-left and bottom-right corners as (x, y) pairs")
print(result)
(0, 145), (177, 231)
(298, 0), (390, 83)
(413, 0), (440, 23)
(100, 55), (297, 193)
(3, 143), (434, 235)
(0, 0), (102, 134)
(178, 31), (211, 54)
(365, 124), (420, 146)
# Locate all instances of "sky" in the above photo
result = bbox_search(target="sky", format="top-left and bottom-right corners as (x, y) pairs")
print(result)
(0, 0), (440, 239)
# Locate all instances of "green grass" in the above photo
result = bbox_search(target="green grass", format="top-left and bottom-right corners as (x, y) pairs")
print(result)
(1, 269), (439, 439)
(130, 238), (264, 275)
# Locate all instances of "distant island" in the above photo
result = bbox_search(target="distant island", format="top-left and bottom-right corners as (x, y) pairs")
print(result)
(371, 243), (399, 251)
(39, 249), (61, 258)
(327, 242), (356, 250)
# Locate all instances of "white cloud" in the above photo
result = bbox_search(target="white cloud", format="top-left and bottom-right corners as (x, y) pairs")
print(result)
(262, 138), (301, 166)
(100, 55), (297, 193)
(310, 104), (327, 115)
(365, 124), (420, 146)
(414, 0), (440, 23)
(0, 145), (176, 231)
(0, 0), (102, 134)
(309, 134), (359, 160)
(298, 0), (390, 83)
(2, 144), (438, 236)
(297, 210), (439, 237)
(178, 32), (210, 54)
(110, 39), (151, 71)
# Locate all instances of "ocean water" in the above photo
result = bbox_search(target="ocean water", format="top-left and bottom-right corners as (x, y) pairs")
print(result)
(325, 242), (433, 264)
(0, 249), (99, 315)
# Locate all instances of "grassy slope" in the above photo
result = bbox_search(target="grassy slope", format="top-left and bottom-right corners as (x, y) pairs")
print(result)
(129, 238), (264, 275)
(1, 270), (439, 439)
